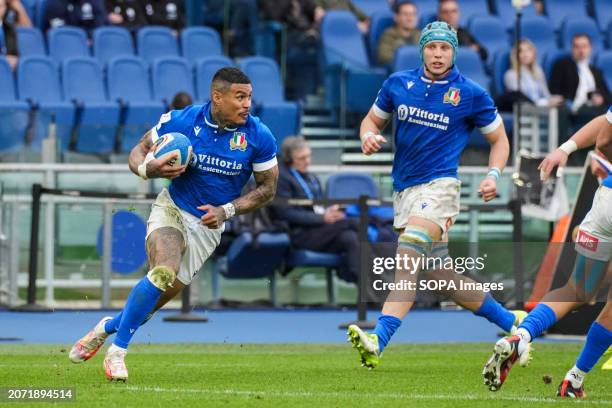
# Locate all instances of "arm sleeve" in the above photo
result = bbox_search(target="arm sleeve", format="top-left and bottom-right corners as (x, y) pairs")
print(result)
(150, 110), (187, 143)
(607, 105), (612, 124)
(252, 124), (278, 172)
(504, 70), (518, 92)
(372, 77), (394, 120)
(470, 88), (502, 134)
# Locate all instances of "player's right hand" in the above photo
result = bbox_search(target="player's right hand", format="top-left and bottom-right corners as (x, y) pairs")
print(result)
(361, 133), (387, 156)
(146, 152), (186, 179)
(538, 148), (568, 181)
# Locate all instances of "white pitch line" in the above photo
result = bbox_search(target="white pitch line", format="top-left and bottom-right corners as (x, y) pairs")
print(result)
(125, 385), (612, 405)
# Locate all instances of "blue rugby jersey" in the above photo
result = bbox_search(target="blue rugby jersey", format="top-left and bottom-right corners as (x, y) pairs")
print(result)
(373, 65), (502, 192)
(150, 102), (278, 218)
(602, 105), (612, 188)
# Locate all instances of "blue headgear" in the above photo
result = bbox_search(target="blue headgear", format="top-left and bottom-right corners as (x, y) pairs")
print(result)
(419, 21), (459, 64)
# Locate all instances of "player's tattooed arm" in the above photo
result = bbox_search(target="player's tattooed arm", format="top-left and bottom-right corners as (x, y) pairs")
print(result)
(596, 118), (612, 162)
(233, 165), (279, 215)
(128, 130), (184, 179)
(128, 130), (155, 176)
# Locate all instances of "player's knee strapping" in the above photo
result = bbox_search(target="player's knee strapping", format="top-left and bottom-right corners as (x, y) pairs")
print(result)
(572, 254), (607, 297)
(398, 226), (434, 257)
(146, 265), (176, 292)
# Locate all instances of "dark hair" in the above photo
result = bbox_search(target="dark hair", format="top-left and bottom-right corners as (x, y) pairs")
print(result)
(392, 0), (416, 14)
(572, 33), (591, 45)
(170, 91), (193, 110)
(212, 67), (251, 93)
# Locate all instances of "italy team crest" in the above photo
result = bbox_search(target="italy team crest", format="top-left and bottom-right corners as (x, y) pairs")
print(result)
(230, 132), (248, 151)
(443, 88), (461, 106)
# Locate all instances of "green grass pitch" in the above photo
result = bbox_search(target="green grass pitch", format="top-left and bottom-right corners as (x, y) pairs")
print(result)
(0, 343), (610, 407)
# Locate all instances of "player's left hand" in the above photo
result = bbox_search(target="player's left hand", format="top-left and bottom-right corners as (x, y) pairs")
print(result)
(478, 177), (497, 202)
(198, 204), (226, 229)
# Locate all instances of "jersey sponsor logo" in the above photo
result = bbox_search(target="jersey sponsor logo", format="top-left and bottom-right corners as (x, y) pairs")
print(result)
(190, 153), (243, 176)
(576, 230), (599, 252)
(230, 132), (248, 151)
(443, 87), (461, 106)
(194, 126), (201, 136)
(398, 104), (450, 130)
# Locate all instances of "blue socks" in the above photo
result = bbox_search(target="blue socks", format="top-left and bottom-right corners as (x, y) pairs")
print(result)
(474, 293), (516, 333)
(518, 303), (557, 341)
(576, 322), (612, 373)
(104, 310), (155, 335)
(374, 315), (402, 353)
(113, 277), (162, 349)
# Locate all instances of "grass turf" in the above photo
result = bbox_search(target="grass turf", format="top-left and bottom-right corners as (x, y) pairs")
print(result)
(0, 343), (610, 407)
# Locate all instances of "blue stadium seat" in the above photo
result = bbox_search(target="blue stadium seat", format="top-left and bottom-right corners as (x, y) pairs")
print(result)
(0, 57), (29, 153)
(35, 0), (47, 29)
(239, 56), (301, 148)
(320, 11), (386, 114)
(107, 56), (165, 153)
(457, 0), (491, 27)
(392, 45), (420, 72)
(561, 17), (603, 54)
(412, 0), (438, 27)
(514, 16), (556, 64)
(93, 27), (135, 65)
(151, 57), (194, 105)
(593, 0), (612, 32)
(456, 47), (490, 91)
(180, 27), (222, 64)
(469, 16), (509, 67)
(16, 27), (46, 56)
(595, 50), (612, 91)
(61, 57), (120, 154)
(492, 49), (510, 96)
(137, 26), (179, 64)
(17, 56), (75, 151)
(48, 27), (89, 62)
(368, 9), (394, 65)
(352, 0), (390, 17)
(542, 0), (588, 31)
(326, 172), (379, 199)
(195, 55), (233, 102)
(493, 0), (539, 29)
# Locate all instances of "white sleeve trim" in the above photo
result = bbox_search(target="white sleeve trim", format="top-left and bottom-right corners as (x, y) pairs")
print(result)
(606, 109), (612, 124)
(479, 114), (503, 135)
(150, 126), (159, 143)
(253, 156), (278, 172)
(372, 104), (392, 120)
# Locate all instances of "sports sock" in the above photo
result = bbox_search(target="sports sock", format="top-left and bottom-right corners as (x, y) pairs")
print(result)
(575, 322), (612, 374)
(374, 315), (402, 353)
(104, 311), (155, 335)
(473, 293), (516, 333)
(565, 365), (587, 388)
(517, 303), (557, 342)
(113, 277), (162, 349)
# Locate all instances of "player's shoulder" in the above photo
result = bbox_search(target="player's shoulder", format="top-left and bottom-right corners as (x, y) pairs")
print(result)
(170, 105), (203, 123)
(387, 68), (420, 84)
(452, 72), (490, 99)
(246, 113), (275, 140)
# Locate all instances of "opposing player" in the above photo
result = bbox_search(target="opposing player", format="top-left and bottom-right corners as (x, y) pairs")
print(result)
(68, 68), (279, 381)
(482, 107), (612, 396)
(347, 22), (521, 369)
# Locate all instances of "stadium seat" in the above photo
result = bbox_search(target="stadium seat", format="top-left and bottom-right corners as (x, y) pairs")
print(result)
(195, 55), (233, 102)
(412, 0), (438, 27)
(455, 47), (490, 91)
(48, 27), (89, 62)
(137, 26), (180, 64)
(492, 49), (510, 96)
(16, 27), (46, 57)
(561, 17), (603, 54)
(61, 57), (120, 154)
(180, 27), (223, 64)
(513, 16), (556, 64)
(392, 45), (420, 72)
(320, 11), (386, 114)
(368, 9), (394, 65)
(151, 57), (195, 106)
(352, 0), (390, 17)
(542, 0), (588, 32)
(326, 172), (379, 199)
(0, 57), (30, 153)
(595, 50), (612, 91)
(468, 16), (509, 66)
(107, 56), (165, 152)
(93, 27), (135, 65)
(239, 56), (301, 148)
(593, 0), (612, 32)
(492, 0), (539, 29)
(457, 0), (490, 27)
(17, 56), (75, 151)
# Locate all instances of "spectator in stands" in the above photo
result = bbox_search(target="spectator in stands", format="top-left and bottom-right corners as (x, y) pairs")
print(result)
(44, 0), (107, 34)
(105, 0), (146, 33)
(0, 0), (32, 70)
(142, 0), (185, 33)
(272, 136), (360, 283)
(504, 39), (563, 108)
(549, 33), (610, 113)
(314, 0), (369, 33)
(170, 91), (192, 110)
(437, 0), (487, 61)
(377, 0), (419, 65)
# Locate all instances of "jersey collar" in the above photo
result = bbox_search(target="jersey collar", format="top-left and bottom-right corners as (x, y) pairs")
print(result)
(418, 65), (460, 85)
(202, 102), (239, 132)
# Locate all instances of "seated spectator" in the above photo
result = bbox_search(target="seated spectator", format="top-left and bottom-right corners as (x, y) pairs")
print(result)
(272, 136), (360, 283)
(314, 0), (369, 33)
(105, 0), (146, 33)
(377, 0), (419, 65)
(437, 0), (487, 61)
(142, 0), (185, 33)
(170, 91), (192, 110)
(0, 0), (32, 70)
(549, 33), (610, 113)
(504, 39), (562, 108)
(44, 0), (107, 34)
